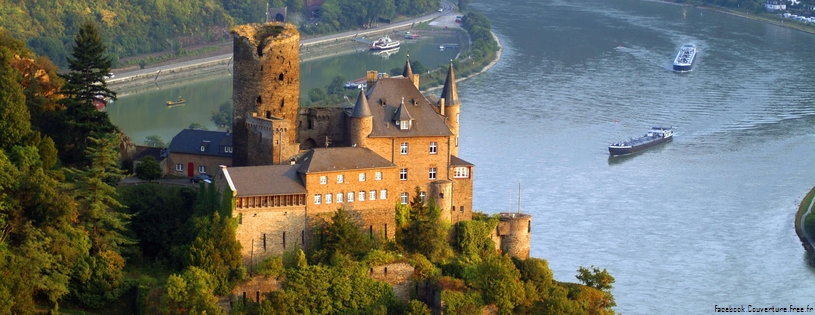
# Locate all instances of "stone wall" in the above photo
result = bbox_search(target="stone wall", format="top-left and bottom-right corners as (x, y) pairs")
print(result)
(297, 107), (348, 149)
(167, 152), (232, 178)
(231, 22), (301, 166)
(491, 212), (532, 259)
(235, 205), (308, 266)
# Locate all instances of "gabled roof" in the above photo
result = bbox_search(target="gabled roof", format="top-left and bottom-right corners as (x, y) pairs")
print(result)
(350, 88), (372, 117)
(224, 165), (306, 196)
(169, 129), (233, 157)
(439, 61), (460, 106)
(366, 77), (453, 138)
(298, 147), (396, 174)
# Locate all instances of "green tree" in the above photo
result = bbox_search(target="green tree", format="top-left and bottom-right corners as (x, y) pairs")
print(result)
(144, 135), (167, 147)
(161, 267), (224, 315)
(188, 122), (208, 130)
(57, 20), (117, 167)
(210, 100), (233, 130)
(576, 265), (616, 313)
(326, 75), (347, 96)
(135, 156), (162, 181)
(398, 187), (450, 261)
(463, 254), (525, 315)
(308, 87), (328, 103)
(0, 48), (31, 151)
(310, 208), (373, 263)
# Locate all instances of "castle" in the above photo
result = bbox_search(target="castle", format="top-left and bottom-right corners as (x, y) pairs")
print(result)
(218, 22), (527, 265)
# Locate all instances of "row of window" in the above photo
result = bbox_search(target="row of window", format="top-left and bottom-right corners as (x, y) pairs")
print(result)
(176, 163), (207, 174)
(318, 166), (467, 185)
(399, 142), (438, 155)
(314, 190), (388, 204)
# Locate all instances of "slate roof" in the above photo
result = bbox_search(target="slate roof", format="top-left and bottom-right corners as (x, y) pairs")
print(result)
(298, 147), (396, 174)
(450, 155), (474, 166)
(224, 165), (306, 196)
(350, 88), (372, 117)
(439, 61), (460, 106)
(169, 129), (233, 157)
(134, 146), (168, 162)
(402, 56), (413, 79)
(366, 77), (453, 138)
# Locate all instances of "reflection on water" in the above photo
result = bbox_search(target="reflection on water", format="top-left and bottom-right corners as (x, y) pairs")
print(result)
(109, 33), (461, 145)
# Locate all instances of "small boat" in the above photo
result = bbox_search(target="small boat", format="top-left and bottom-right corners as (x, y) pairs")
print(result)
(369, 35), (401, 51)
(673, 44), (696, 71)
(166, 97), (185, 106)
(609, 127), (673, 156)
(404, 32), (419, 39)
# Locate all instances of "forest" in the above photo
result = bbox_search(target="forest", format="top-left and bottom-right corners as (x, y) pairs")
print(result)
(0, 0), (441, 69)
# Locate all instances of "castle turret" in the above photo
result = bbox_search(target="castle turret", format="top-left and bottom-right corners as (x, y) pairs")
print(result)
(439, 61), (461, 156)
(492, 213), (532, 259)
(403, 55), (420, 89)
(348, 89), (372, 147)
(231, 22), (300, 166)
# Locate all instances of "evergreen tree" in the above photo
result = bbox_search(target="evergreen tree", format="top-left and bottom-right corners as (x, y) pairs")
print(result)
(58, 20), (117, 167)
(398, 187), (450, 261)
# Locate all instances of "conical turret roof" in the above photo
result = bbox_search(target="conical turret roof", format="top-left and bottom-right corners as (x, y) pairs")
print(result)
(350, 89), (372, 117)
(402, 54), (413, 79)
(439, 60), (460, 106)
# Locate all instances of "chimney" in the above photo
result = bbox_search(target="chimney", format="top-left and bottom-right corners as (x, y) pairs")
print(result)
(440, 98), (445, 116)
(366, 70), (378, 90)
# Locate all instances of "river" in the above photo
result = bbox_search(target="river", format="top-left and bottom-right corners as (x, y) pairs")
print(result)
(109, 0), (815, 313)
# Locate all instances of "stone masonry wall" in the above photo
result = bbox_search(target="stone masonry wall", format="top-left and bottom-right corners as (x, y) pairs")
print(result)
(297, 107), (347, 149)
(235, 206), (308, 266)
(232, 22), (300, 166)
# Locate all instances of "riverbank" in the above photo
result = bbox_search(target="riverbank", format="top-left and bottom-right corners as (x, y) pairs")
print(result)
(649, 0), (815, 36)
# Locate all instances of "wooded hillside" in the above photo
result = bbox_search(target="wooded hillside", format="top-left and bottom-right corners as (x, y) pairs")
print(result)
(0, 0), (440, 69)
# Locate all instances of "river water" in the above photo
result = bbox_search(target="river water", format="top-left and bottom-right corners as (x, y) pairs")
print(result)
(109, 0), (815, 313)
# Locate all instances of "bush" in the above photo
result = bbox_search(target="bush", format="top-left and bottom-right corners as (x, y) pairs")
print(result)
(135, 156), (162, 181)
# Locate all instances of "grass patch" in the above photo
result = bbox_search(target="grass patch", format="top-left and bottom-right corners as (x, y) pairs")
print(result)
(795, 186), (815, 252)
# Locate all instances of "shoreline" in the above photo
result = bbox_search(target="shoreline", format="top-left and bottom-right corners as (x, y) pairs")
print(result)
(648, 0), (815, 36)
(423, 31), (502, 94)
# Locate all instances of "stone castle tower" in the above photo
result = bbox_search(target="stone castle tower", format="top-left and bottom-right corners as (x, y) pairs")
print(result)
(492, 212), (532, 259)
(231, 22), (301, 166)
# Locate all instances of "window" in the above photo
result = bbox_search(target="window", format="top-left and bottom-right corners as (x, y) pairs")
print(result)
(380, 189), (388, 199)
(375, 171), (382, 180)
(400, 142), (408, 155)
(456, 136), (459, 147)
(347, 192), (354, 202)
(400, 192), (409, 205)
(454, 167), (470, 178)
(456, 113), (460, 123)
(314, 194), (322, 204)
(326, 193), (333, 204)
(429, 168), (437, 180)
(320, 176), (327, 184)
(225, 146), (233, 153)
(400, 168), (408, 180)
(337, 193), (344, 203)
(369, 190), (376, 201)
(400, 120), (409, 130)
(200, 145), (206, 152)
(359, 173), (366, 182)
(420, 191), (426, 202)
(176, 163), (183, 171)
(198, 165), (206, 173)
(429, 142), (437, 154)
(359, 191), (366, 201)
(337, 175), (344, 183)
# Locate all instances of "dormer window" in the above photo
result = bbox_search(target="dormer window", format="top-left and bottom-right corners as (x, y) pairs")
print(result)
(400, 120), (409, 130)
(200, 146), (206, 152)
(224, 146), (233, 153)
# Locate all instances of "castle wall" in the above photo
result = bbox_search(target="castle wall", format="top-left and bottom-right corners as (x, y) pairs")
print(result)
(235, 205), (308, 265)
(232, 23), (300, 166)
(298, 107), (348, 149)
(303, 168), (399, 240)
(245, 114), (297, 165)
